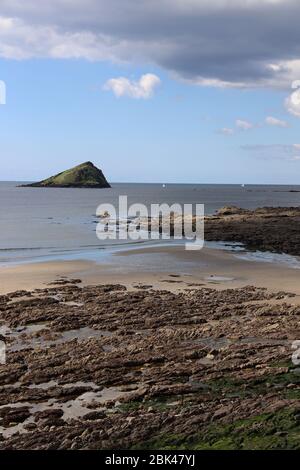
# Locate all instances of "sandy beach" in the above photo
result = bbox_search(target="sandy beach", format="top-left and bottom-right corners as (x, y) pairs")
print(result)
(1, 244), (300, 298)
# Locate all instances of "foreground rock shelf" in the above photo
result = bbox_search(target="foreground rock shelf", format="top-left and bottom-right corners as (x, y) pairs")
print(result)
(0, 281), (299, 449)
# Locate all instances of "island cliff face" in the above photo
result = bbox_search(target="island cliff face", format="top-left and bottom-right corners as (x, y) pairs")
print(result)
(21, 162), (111, 188)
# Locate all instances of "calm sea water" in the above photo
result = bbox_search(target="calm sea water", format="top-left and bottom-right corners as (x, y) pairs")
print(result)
(1, 181), (300, 264)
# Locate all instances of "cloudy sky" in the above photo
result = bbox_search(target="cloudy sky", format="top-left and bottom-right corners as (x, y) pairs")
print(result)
(1, 0), (300, 183)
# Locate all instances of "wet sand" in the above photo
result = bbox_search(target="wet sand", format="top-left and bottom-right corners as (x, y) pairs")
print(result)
(1, 244), (300, 300)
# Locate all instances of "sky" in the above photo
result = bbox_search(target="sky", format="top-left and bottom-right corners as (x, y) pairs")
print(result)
(1, 0), (300, 184)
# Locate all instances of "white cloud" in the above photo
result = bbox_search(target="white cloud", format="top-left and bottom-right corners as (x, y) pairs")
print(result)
(219, 118), (254, 135)
(285, 85), (300, 117)
(265, 116), (289, 127)
(236, 119), (254, 130)
(0, 16), (118, 61)
(219, 127), (235, 135)
(103, 74), (161, 99)
(220, 115), (289, 135)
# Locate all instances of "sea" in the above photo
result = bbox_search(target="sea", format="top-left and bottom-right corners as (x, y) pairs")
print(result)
(1, 181), (300, 266)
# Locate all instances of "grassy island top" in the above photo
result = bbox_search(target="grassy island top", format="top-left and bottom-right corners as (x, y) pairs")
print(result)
(21, 161), (111, 188)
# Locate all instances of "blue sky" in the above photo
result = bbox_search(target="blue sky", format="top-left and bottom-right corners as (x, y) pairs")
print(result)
(1, 1), (300, 184)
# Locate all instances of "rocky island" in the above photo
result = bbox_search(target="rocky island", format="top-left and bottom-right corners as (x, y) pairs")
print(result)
(20, 161), (111, 188)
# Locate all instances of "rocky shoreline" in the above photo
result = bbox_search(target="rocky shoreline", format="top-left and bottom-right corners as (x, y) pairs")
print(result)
(136, 206), (300, 256)
(204, 206), (300, 256)
(0, 280), (299, 449)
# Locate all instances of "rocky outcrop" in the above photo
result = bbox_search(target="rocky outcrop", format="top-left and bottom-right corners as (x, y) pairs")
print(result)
(205, 206), (300, 255)
(152, 206), (300, 256)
